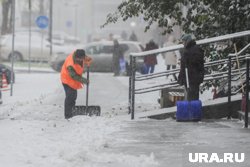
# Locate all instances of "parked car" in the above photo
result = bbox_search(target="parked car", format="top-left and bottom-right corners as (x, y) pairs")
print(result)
(15, 29), (82, 45)
(51, 31), (82, 45)
(49, 40), (145, 73)
(0, 32), (75, 62)
(0, 64), (15, 84)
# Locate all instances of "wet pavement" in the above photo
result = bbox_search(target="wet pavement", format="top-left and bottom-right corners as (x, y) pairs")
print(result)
(44, 72), (250, 166)
(105, 118), (250, 167)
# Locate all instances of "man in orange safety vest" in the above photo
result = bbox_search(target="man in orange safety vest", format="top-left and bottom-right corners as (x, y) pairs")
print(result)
(61, 49), (92, 119)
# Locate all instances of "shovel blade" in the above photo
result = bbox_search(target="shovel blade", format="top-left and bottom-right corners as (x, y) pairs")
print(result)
(73, 105), (101, 116)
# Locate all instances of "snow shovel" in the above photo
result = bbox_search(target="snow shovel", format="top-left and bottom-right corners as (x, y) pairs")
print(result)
(73, 66), (101, 116)
(176, 66), (202, 121)
(184, 67), (189, 100)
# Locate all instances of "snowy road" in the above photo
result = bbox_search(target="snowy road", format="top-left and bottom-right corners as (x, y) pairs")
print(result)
(41, 72), (132, 116)
(0, 71), (250, 167)
(0, 72), (160, 167)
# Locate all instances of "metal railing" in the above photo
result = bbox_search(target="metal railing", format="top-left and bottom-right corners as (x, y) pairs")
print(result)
(129, 30), (250, 120)
(227, 43), (250, 127)
(245, 57), (250, 128)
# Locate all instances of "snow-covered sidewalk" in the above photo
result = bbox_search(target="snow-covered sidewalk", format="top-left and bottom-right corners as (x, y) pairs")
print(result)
(1, 66), (248, 167)
(0, 72), (158, 167)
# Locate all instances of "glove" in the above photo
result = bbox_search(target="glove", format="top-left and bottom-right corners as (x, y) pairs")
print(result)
(84, 56), (92, 67)
(81, 77), (89, 85)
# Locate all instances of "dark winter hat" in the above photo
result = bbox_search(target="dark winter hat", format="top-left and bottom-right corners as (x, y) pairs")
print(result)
(75, 49), (86, 58)
(180, 34), (192, 42)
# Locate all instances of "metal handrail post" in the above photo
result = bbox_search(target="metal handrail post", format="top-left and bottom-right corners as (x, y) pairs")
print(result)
(227, 56), (232, 118)
(10, 0), (16, 96)
(128, 55), (132, 114)
(131, 56), (136, 120)
(245, 57), (249, 128)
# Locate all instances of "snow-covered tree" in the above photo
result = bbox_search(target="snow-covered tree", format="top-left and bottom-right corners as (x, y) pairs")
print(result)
(103, 0), (250, 96)
(103, 0), (250, 46)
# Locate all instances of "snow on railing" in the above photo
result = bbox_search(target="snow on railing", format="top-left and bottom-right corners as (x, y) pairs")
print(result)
(130, 30), (250, 57)
(129, 30), (250, 119)
(228, 43), (250, 57)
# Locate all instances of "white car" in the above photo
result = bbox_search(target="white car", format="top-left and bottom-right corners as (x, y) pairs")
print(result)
(0, 32), (75, 62)
(52, 31), (81, 45)
(49, 40), (145, 73)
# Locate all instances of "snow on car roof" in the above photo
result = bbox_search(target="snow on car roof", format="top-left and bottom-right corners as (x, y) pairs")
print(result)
(84, 40), (142, 47)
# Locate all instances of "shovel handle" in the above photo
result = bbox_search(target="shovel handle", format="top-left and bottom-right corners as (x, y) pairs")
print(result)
(86, 66), (89, 108)
(185, 67), (189, 89)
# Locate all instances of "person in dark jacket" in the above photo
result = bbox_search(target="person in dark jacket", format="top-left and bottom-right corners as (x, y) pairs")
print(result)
(113, 39), (125, 76)
(129, 31), (138, 41)
(178, 34), (204, 101)
(144, 40), (158, 74)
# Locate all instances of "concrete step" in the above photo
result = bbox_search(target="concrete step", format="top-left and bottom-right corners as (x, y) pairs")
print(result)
(136, 94), (243, 120)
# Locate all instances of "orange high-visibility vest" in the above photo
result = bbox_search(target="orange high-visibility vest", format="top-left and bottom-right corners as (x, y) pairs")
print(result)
(61, 52), (84, 90)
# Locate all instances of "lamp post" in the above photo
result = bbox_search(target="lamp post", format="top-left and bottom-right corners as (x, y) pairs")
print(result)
(73, 4), (78, 38)
(64, 2), (78, 38)
(10, 0), (16, 96)
(49, 0), (53, 57)
(130, 21), (136, 28)
(28, 0), (31, 73)
(129, 21), (138, 41)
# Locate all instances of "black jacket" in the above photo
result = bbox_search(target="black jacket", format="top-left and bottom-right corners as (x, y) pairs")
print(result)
(178, 40), (204, 86)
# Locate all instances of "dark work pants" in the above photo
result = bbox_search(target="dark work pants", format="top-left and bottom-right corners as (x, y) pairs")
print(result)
(145, 64), (155, 74)
(166, 65), (177, 80)
(63, 84), (77, 119)
(166, 65), (176, 70)
(186, 83), (200, 101)
(113, 59), (120, 76)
